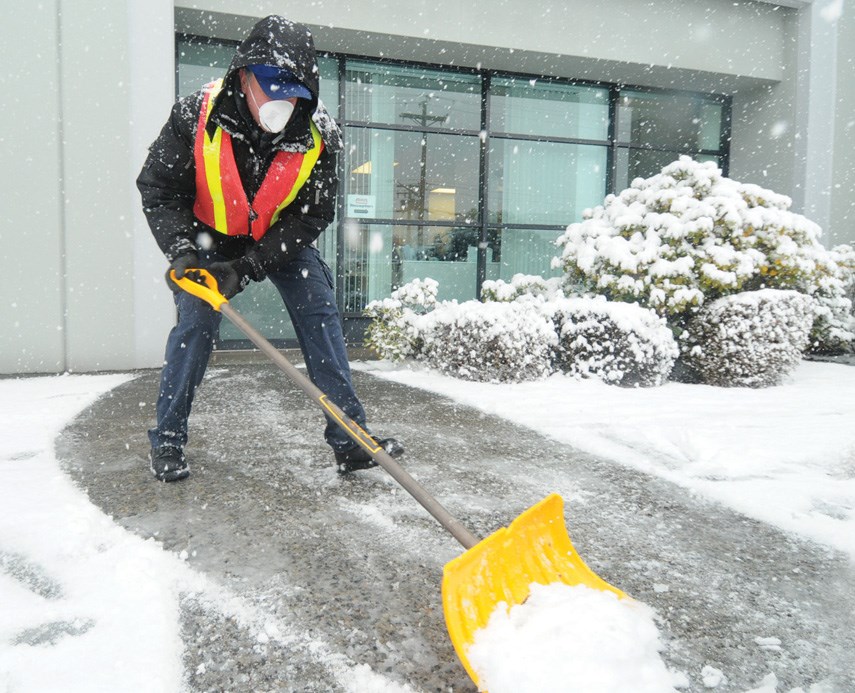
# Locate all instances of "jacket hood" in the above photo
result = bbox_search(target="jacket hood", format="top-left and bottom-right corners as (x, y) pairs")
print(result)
(226, 15), (319, 102)
(210, 15), (342, 152)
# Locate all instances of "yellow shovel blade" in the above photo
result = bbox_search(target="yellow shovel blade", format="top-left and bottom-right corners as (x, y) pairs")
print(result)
(441, 494), (626, 689)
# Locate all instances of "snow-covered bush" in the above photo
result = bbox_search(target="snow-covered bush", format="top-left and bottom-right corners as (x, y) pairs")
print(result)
(548, 297), (678, 387)
(368, 277), (675, 385)
(554, 157), (854, 351)
(481, 274), (565, 303)
(809, 244), (855, 353)
(364, 278), (556, 382)
(417, 300), (557, 383)
(388, 276), (440, 311)
(363, 278), (438, 360)
(683, 289), (814, 387)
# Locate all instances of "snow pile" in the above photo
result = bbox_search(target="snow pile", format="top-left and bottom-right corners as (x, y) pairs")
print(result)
(684, 289), (814, 387)
(554, 156), (854, 353)
(363, 278), (439, 361)
(481, 273), (565, 303)
(386, 275), (440, 309)
(418, 300), (557, 383)
(467, 583), (683, 693)
(550, 296), (678, 387)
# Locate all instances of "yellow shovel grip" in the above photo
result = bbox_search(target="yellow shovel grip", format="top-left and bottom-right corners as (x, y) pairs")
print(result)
(169, 268), (229, 311)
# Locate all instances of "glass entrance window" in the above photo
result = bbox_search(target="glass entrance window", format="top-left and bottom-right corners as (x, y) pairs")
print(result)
(342, 222), (478, 310)
(177, 36), (730, 346)
(485, 76), (610, 283)
(485, 228), (564, 282)
(346, 128), (480, 226)
(489, 77), (609, 141)
(342, 61), (483, 314)
(317, 55), (339, 119)
(488, 139), (608, 225)
(345, 61), (481, 131)
(617, 90), (723, 151)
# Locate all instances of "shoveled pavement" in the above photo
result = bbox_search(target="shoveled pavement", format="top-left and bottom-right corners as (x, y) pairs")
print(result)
(56, 363), (855, 692)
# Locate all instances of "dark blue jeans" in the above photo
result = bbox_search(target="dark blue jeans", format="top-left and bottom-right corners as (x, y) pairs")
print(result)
(148, 246), (367, 454)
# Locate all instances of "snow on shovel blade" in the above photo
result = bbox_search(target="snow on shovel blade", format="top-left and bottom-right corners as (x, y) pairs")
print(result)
(441, 494), (626, 689)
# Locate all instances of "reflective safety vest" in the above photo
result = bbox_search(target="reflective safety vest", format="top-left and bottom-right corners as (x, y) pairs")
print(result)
(193, 79), (323, 241)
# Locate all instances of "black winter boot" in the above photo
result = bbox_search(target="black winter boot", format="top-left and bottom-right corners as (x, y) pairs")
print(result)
(335, 437), (404, 474)
(150, 446), (190, 482)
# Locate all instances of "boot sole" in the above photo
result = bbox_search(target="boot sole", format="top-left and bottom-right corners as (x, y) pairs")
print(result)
(336, 442), (404, 474)
(153, 468), (191, 482)
(149, 452), (190, 482)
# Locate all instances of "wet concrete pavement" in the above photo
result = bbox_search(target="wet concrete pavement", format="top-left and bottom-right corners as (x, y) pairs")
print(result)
(56, 363), (855, 692)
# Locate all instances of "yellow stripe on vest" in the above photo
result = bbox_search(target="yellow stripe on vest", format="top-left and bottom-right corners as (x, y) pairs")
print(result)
(270, 122), (323, 227)
(200, 81), (229, 232)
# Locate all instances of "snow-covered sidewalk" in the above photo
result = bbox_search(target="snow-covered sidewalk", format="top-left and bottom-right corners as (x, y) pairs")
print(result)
(357, 359), (855, 560)
(1, 360), (853, 692)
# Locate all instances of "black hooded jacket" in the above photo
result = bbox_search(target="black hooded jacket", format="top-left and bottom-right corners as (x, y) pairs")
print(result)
(137, 16), (343, 281)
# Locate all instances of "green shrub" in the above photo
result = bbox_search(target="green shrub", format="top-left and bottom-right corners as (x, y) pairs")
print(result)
(549, 298), (678, 387)
(683, 289), (814, 387)
(555, 157), (854, 353)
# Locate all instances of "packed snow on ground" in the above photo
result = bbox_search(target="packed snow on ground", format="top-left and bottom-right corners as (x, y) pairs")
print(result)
(358, 359), (855, 560)
(0, 374), (413, 693)
(1, 360), (853, 692)
(0, 373), (191, 692)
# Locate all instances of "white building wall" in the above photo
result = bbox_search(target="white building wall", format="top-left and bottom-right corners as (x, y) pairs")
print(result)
(1, 0), (174, 375)
(175, 0), (789, 86)
(0, 0), (850, 374)
(128, 0), (177, 369)
(1, 2), (66, 373)
(59, 0), (137, 373)
(829, 1), (855, 247)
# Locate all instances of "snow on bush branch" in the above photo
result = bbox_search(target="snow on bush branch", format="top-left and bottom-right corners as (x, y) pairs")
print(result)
(481, 274), (564, 303)
(363, 278), (438, 361)
(482, 278), (677, 386)
(364, 275), (677, 386)
(549, 297), (678, 387)
(364, 278), (556, 382)
(683, 289), (814, 387)
(554, 156), (854, 353)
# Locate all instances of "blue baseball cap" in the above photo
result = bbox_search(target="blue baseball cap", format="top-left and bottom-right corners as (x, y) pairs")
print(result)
(247, 64), (312, 100)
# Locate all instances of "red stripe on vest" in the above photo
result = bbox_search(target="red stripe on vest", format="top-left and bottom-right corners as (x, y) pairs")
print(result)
(193, 85), (322, 241)
(250, 156), (304, 237)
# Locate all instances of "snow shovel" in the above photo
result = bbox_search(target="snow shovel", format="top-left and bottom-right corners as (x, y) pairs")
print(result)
(172, 268), (627, 690)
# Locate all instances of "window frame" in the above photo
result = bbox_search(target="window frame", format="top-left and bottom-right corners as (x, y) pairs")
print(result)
(175, 35), (732, 334)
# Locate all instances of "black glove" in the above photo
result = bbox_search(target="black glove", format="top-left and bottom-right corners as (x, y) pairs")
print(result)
(206, 260), (251, 299)
(165, 251), (198, 293)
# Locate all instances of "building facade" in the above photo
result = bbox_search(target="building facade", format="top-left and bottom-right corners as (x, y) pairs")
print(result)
(2, 0), (852, 373)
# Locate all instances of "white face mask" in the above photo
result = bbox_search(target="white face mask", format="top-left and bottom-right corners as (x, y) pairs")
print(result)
(257, 99), (295, 133)
(247, 79), (295, 133)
